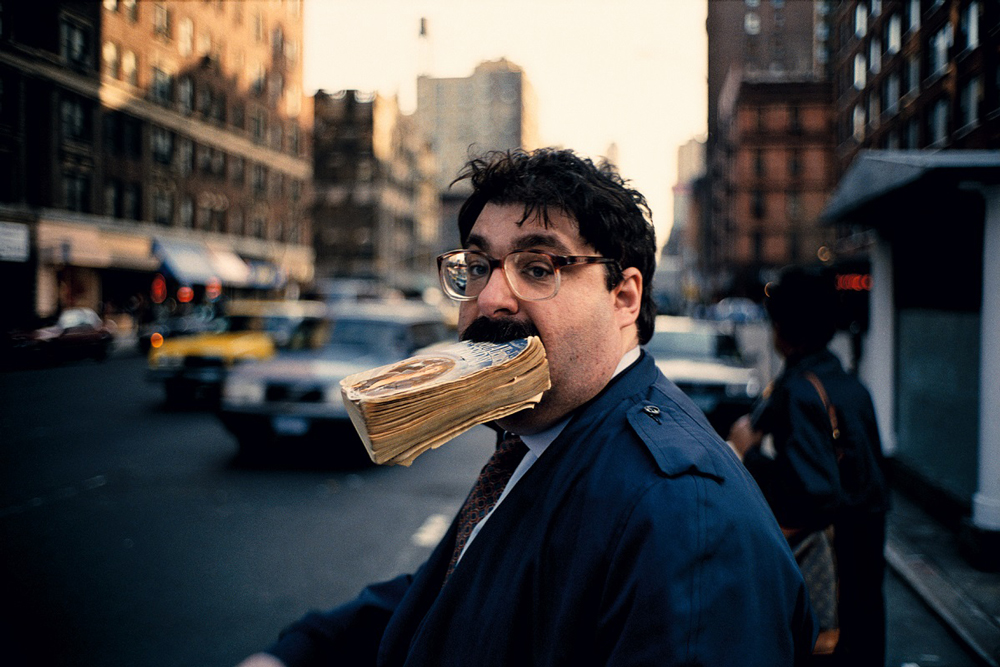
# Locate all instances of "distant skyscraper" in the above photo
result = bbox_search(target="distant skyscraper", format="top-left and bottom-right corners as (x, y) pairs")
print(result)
(416, 58), (539, 193)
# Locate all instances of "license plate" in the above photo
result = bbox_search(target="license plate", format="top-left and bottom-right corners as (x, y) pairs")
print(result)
(272, 416), (309, 436)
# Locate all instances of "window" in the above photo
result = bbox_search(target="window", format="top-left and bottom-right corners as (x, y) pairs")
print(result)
(751, 190), (765, 219)
(151, 126), (173, 164)
(104, 180), (120, 217)
(288, 124), (300, 154)
(885, 72), (901, 114)
(178, 76), (193, 113)
(284, 39), (299, 68)
(124, 0), (137, 22)
(744, 12), (761, 35)
(198, 145), (212, 173)
(122, 50), (138, 85)
(271, 26), (284, 57)
(855, 3), (868, 37)
(269, 123), (283, 151)
(886, 14), (902, 54)
(230, 156), (244, 184)
(905, 117), (919, 148)
(61, 97), (87, 141)
(789, 150), (801, 177)
(60, 18), (91, 69)
(250, 63), (266, 94)
(103, 0), (119, 11)
(906, 54), (920, 94)
(153, 189), (173, 225)
(787, 192), (801, 220)
(63, 173), (90, 212)
(930, 26), (952, 77)
(179, 139), (194, 176)
(872, 0), (882, 16)
(198, 84), (213, 116)
(961, 2), (980, 51)
(960, 76), (983, 128)
(853, 104), (866, 140)
(929, 97), (949, 145)
(231, 103), (245, 129)
(154, 4), (172, 39)
(253, 10), (265, 42)
(152, 67), (173, 104)
(102, 41), (120, 78)
(854, 53), (867, 89)
(251, 109), (266, 143)
(870, 38), (881, 74)
(178, 18), (193, 56)
(906, 0), (920, 32)
(180, 196), (194, 228)
(252, 164), (267, 196)
(123, 183), (140, 220)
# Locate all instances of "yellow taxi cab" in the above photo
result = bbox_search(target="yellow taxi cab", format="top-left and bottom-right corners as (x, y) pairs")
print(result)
(147, 299), (329, 405)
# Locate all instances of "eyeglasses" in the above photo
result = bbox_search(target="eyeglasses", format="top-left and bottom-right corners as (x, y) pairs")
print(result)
(437, 249), (618, 302)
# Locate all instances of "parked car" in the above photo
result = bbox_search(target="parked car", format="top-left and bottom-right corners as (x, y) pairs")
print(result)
(644, 315), (762, 437)
(218, 301), (452, 464)
(709, 297), (767, 323)
(147, 299), (329, 405)
(3, 307), (114, 366)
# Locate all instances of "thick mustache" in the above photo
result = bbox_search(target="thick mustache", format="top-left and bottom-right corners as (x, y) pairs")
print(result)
(460, 317), (539, 344)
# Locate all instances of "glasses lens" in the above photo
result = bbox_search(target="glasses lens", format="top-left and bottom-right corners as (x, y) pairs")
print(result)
(440, 252), (490, 299)
(506, 251), (558, 300)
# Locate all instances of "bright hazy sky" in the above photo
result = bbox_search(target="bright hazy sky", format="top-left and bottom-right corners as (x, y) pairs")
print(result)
(303, 0), (708, 247)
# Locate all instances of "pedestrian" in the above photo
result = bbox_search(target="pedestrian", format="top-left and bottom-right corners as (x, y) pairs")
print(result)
(237, 148), (816, 667)
(728, 265), (890, 666)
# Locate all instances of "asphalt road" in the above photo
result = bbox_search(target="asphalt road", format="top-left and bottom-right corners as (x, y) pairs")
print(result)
(0, 352), (984, 666)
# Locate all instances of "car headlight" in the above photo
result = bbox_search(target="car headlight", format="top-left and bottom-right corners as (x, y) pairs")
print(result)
(223, 378), (265, 404)
(323, 385), (350, 416)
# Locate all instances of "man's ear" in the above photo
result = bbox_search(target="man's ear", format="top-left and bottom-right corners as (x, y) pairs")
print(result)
(613, 267), (642, 329)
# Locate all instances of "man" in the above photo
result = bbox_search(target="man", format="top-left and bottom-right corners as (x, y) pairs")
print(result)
(728, 266), (890, 666)
(239, 149), (815, 667)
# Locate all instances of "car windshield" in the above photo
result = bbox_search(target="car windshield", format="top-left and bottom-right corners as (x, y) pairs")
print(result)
(224, 315), (328, 350)
(319, 319), (449, 361)
(644, 330), (742, 362)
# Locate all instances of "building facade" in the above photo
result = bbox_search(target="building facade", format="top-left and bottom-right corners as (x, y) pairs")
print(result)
(416, 58), (539, 252)
(311, 89), (439, 294)
(0, 0), (313, 334)
(714, 73), (840, 297)
(830, 0), (1000, 174)
(704, 0), (838, 299)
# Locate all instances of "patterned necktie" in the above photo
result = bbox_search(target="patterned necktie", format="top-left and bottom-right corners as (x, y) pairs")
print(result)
(444, 432), (528, 583)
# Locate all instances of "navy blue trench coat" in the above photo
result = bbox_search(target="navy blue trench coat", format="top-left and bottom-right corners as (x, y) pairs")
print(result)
(268, 352), (817, 666)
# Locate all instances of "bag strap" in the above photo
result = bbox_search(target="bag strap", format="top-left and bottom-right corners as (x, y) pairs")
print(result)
(803, 371), (843, 468)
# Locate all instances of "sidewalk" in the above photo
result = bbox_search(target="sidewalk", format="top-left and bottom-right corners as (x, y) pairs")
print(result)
(886, 490), (1000, 666)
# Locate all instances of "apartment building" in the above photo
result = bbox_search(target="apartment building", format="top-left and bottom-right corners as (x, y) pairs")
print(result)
(0, 0), (313, 331)
(830, 0), (1000, 171)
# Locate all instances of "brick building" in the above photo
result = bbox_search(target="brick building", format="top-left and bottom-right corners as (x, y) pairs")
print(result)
(830, 0), (1000, 173)
(312, 89), (439, 293)
(704, 0), (838, 299)
(0, 0), (313, 332)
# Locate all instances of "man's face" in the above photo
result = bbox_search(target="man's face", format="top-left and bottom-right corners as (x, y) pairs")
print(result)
(457, 203), (637, 434)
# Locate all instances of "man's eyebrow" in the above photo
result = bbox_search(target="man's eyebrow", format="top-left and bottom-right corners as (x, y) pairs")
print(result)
(465, 232), (574, 255)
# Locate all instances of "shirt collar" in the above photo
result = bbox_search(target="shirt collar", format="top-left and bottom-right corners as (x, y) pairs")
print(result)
(519, 345), (641, 458)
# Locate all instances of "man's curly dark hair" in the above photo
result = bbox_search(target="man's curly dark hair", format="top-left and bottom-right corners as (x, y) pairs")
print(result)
(453, 148), (657, 345)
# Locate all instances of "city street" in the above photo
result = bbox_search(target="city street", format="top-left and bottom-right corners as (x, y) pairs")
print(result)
(0, 351), (985, 667)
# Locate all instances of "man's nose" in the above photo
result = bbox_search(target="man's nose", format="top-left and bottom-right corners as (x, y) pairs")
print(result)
(475, 264), (520, 315)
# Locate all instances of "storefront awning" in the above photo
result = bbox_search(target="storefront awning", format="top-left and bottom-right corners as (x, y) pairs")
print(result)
(153, 238), (251, 287)
(822, 150), (1000, 226)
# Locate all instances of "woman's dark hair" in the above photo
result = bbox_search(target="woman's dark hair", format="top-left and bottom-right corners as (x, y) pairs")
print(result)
(453, 148), (657, 345)
(765, 265), (838, 352)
